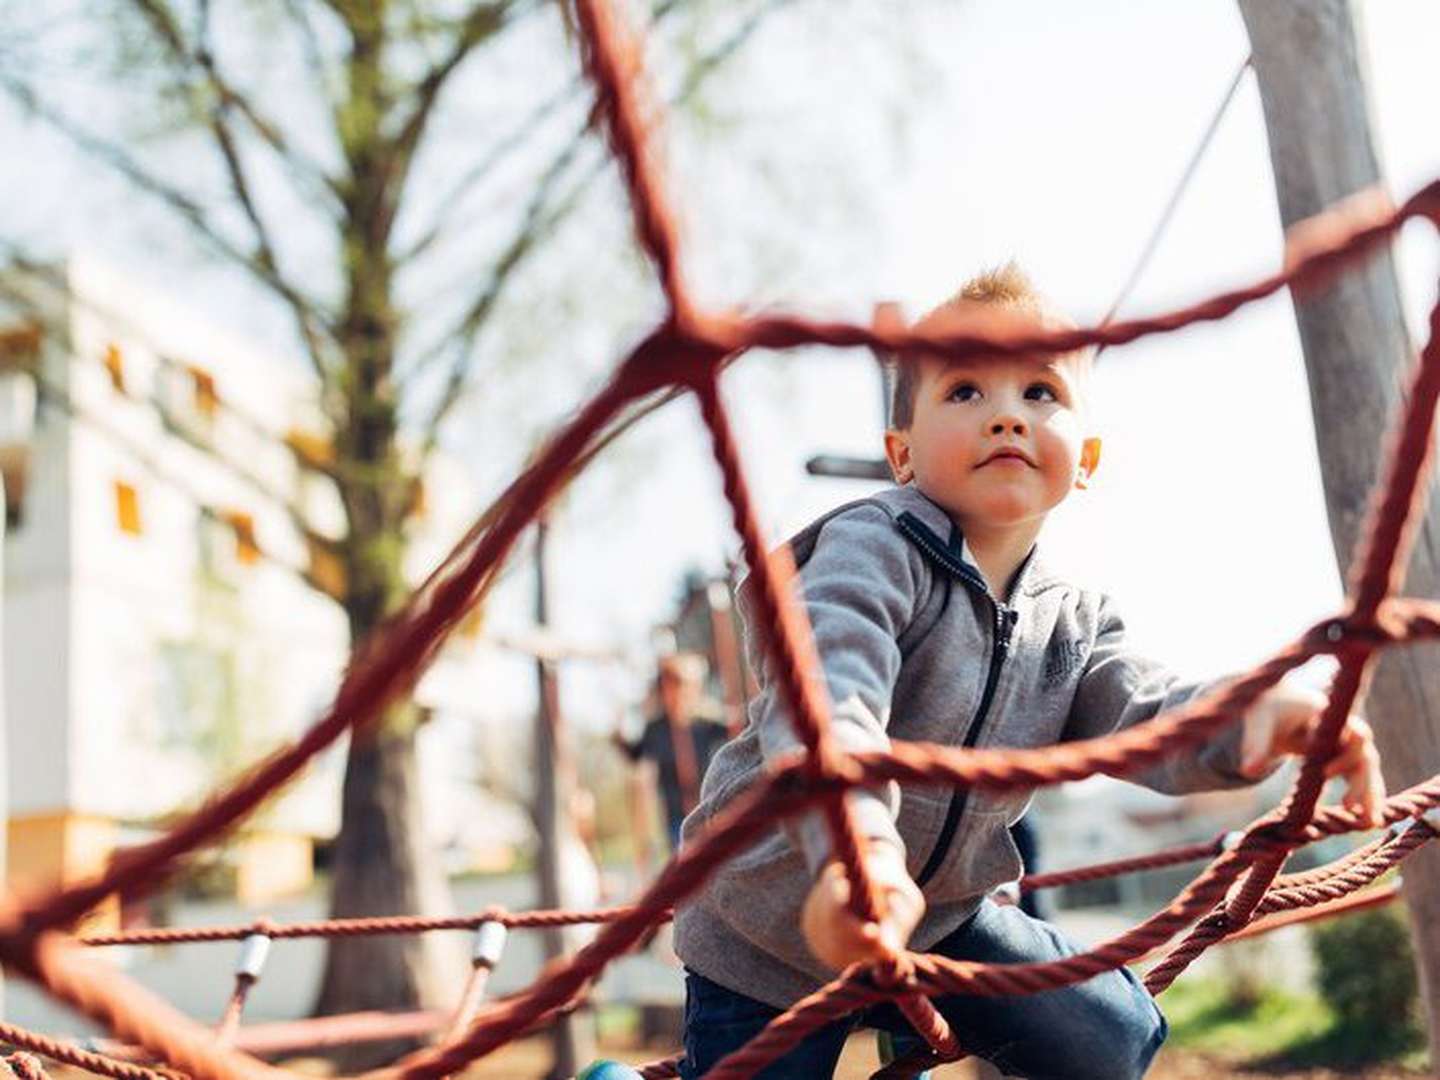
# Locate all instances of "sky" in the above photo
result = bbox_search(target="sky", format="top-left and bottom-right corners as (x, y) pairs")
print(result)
(4, 0), (1440, 752)
(534, 0), (1440, 727)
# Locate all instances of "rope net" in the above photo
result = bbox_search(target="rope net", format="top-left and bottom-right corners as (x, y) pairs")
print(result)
(6, 1), (1440, 1077)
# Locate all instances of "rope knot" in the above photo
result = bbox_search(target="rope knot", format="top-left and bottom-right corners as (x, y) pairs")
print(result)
(618, 319), (730, 396)
(1309, 614), (1374, 654)
(1246, 819), (1299, 852)
(3, 1054), (49, 1080)
(866, 951), (918, 993)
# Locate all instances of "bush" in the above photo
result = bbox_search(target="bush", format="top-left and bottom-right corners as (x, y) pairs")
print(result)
(1220, 937), (1276, 1011)
(1310, 904), (1419, 1045)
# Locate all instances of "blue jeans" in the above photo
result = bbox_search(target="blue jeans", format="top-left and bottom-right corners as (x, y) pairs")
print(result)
(679, 900), (1167, 1079)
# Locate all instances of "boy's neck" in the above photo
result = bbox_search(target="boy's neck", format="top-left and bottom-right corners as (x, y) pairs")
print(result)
(960, 519), (1043, 600)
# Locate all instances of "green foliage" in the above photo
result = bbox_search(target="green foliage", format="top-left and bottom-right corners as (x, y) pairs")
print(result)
(1166, 907), (1426, 1070)
(1311, 905), (1421, 1048)
(1215, 936), (1273, 1011)
(1163, 971), (1428, 1071)
(1163, 978), (1332, 1060)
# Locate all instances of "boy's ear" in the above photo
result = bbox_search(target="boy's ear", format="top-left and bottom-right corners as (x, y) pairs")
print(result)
(884, 429), (913, 485)
(1075, 437), (1102, 490)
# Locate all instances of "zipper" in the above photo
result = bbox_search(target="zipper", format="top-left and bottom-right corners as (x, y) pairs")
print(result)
(915, 598), (1015, 887)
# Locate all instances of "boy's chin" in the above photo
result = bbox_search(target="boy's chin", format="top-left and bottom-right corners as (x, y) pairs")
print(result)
(958, 500), (1049, 529)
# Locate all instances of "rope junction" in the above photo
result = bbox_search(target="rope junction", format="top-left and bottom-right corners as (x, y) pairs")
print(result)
(3, 1), (1440, 1077)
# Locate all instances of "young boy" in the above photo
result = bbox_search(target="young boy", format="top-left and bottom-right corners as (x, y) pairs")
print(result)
(671, 264), (1385, 1079)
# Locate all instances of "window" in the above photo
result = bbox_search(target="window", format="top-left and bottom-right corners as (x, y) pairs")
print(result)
(221, 510), (260, 565)
(0, 324), (41, 374)
(306, 537), (346, 600)
(1, 449), (25, 529)
(103, 344), (126, 393)
(114, 480), (142, 536)
(159, 363), (216, 441)
(284, 428), (335, 469)
(0, 372), (36, 528)
(188, 366), (219, 418)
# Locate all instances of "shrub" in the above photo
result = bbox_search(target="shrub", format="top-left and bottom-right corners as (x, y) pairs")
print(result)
(1310, 904), (1419, 1045)
(1221, 937), (1275, 1011)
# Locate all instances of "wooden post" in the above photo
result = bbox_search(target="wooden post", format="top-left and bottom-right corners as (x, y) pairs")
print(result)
(532, 512), (594, 1076)
(705, 582), (748, 737)
(1239, 0), (1440, 1057)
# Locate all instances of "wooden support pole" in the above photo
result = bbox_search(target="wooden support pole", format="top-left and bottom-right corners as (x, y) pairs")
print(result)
(1239, 0), (1440, 1059)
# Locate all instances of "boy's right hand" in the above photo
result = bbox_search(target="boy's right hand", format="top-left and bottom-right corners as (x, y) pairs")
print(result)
(800, 847), (925, 971)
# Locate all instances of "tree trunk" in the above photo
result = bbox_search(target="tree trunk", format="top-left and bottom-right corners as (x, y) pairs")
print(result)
(313, 712), (463, 1066)
(1239, 0), (1440, 1061)
(313, 283), (465, 1063)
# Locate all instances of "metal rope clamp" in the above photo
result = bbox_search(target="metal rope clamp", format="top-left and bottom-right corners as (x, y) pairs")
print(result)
(235, 931), (272, 982)
(472, 920), (508, 970)
(1419, 807), (1440, 837)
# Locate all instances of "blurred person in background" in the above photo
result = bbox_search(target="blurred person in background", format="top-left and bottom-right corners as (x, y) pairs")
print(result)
(615, 652), (731, 853)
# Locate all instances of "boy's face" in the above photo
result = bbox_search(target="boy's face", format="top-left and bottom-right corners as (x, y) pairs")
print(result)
(884, 351), (1094, 534)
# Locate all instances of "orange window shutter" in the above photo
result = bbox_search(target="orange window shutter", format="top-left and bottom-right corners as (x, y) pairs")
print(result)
(284, 429), (336, 469)
(307, 538), (347, 600)
(408, 477), (428, 519)
(189, 366), (219, 417)
(103, 344), (126, 393)
(0, 323), (42, 372)
(114, 480), (142, 536)
(224, 511), (260, 565)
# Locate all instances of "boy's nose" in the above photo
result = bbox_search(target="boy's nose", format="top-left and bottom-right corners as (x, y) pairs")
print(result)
(990, 416), (1028, 437)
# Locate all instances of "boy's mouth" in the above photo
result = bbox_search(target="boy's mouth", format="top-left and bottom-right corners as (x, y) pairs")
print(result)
(977, 447), (1035, 468)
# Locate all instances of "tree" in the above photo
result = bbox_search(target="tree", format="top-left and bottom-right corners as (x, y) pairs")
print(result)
(0, 0), (811, 1064)
(1239, 0), (1440, 1059)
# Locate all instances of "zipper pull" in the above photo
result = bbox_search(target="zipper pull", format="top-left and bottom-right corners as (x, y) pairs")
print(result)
(999, 606), (1017, 649)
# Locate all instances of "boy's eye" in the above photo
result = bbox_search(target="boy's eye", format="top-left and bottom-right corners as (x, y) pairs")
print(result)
(1024, 382), (1059, 403)
(947, 382), (981, 403)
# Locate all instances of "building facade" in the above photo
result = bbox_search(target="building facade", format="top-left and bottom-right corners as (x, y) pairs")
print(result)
(0, 255), (524, 923)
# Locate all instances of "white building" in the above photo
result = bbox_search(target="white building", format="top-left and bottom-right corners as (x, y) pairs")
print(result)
(0, 255), (528, 922)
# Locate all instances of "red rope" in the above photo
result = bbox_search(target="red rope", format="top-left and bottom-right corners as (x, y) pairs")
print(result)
(0, 2), (1437, 1078)
(1021, 833), (1231, 891)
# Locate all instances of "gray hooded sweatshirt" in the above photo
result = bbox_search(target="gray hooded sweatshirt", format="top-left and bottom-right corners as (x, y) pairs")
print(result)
(672, 485), (1248, 1008)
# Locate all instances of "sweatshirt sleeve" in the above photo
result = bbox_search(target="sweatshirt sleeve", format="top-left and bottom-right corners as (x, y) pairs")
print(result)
(742, 504), (929, 876)
(1064, 593), (1251, 794)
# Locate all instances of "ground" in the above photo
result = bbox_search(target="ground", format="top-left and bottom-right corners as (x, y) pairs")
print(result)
(1146, 1049), (1425, 1080)
(441, 1037), (1428, 1078)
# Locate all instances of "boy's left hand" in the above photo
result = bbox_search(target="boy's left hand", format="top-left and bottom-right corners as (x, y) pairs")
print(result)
(1239, 682), (1386, 827)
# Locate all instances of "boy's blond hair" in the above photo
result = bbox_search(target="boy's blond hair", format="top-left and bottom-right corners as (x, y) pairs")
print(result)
(888, 262), (1083, 429)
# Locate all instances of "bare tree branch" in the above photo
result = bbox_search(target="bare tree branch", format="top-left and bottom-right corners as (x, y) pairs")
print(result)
(404, 133), (595, 444)
(187, 10), (300, 317)
(672, 0), (800, 102)
(280, 0), (342, 109)
(125, 0), (343, 209)
(379, 1), (533, 242)
(394, 0), (719, 266)
(394, 76), (582, 265)
(402, 0), (791, 439)
(119, 0), (342, 382)
(0, 72), (338, 380)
